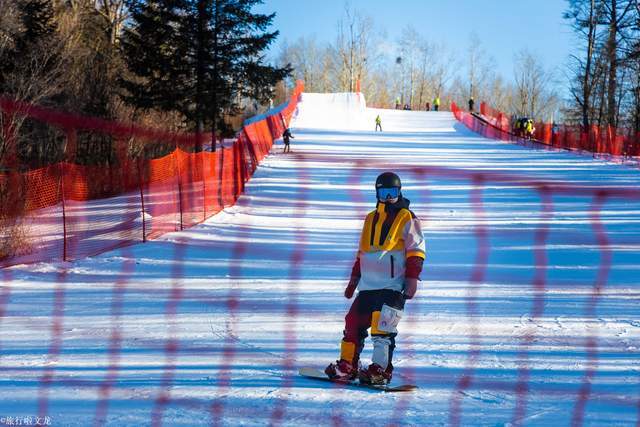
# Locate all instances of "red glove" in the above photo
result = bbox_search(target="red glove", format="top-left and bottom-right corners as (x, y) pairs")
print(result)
(344, 276), (359, 299)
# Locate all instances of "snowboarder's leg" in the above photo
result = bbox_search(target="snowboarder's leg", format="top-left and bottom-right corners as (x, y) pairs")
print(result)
(359, 313), (395, 384)
(325, 295), (368, 380)
(359, 291), (404, 385)
(372, 332), (397, 368)
(372, 335), (391, 367)
(371, 310), (397, 370)
(342, 322), (368, 368)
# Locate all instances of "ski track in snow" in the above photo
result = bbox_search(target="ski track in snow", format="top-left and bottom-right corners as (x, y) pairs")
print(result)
(1, 93), (640, 426)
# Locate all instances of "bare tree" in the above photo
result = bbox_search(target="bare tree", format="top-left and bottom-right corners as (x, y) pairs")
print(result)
(280, 36), (332, 93)
(565, 0), (604, 128)
(465, 32), (500, 104)
(430, 43), (457, 107)
(397, 26), (421, 107)
(0, 0), (72, 168)
(332, 2), (373, 92)
(512, 50), (560, 120)
(94, 0), (128, 45)
(601, 0), (636, 127)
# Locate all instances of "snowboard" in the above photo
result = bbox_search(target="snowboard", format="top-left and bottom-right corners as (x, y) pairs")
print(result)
(298, 367), (418, 392)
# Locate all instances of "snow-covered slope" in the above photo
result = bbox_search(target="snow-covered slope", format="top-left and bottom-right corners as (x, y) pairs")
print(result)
(1, 93), (639, 426)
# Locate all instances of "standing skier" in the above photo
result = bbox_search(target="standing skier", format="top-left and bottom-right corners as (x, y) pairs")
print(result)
(325, 172), (426, 385)
(282, 127), (294, 153)
(375, 115), (382, 132)
(433, 96), (440, 111)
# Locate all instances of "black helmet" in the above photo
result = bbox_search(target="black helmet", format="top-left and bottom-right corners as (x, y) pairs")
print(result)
(375, 172), (401, 189)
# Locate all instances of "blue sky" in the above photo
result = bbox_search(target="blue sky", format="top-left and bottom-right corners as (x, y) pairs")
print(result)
(256, 0), (575, 82)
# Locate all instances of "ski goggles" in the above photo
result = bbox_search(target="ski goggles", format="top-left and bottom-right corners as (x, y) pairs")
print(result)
(376, 187), (400, 200)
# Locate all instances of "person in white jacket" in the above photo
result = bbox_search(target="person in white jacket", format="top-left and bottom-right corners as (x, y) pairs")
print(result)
(325, 172), (426, 385)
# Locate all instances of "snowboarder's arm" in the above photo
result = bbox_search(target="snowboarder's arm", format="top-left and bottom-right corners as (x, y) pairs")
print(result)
(344, 257), (360, 299)
(403, 257), (423, 299)
(403, 214), (426, 299)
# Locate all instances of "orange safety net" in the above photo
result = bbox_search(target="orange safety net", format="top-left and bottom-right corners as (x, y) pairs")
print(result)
(477, 101), (640, 158)
(0, 81), (304, 266)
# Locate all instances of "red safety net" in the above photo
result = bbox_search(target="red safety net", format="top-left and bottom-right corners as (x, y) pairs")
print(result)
(0, 82), (304, 267)
(476, 101), (640, 158)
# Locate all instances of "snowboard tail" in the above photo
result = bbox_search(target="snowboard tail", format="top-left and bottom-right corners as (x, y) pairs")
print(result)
(298, 367), (417, 392)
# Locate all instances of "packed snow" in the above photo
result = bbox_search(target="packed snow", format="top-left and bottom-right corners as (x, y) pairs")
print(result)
(1, 93), (639, 426)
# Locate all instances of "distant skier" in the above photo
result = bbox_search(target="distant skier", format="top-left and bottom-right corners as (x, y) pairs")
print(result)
(513, 117), (523, 137)
(325, 172), (426, 385)
(525, 118), (535, 140)
(282, 127), (294, 153)
(425, 102), (430, 111)
(375, 115), (382, 132)
(433, 96), (440, 111)
(468, 97), (474, 112)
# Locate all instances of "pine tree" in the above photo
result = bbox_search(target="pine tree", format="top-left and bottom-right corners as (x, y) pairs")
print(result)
(121, 0), (291, 152)
(120, 0), (192, 117)
(200, 0), (292, 142)
(17, 0), (56, 49)
(0, 0), (57, 91)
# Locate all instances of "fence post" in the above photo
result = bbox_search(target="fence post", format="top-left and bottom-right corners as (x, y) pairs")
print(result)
(201, 151), (206, 221)
(232, 139), (240, 200)
(60, 128), (78, 261)
(60, 162), (67, 262)
(137, 157), (147, 242)
(218, 144), (224, 209)
(174, 149), (184, 231)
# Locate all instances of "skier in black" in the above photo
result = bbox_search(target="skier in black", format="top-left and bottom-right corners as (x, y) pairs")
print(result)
(325, 172), (426, 385)
(282, 127), (294, 153)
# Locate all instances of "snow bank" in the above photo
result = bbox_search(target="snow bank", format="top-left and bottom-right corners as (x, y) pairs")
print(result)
(291, 92), (367, 130)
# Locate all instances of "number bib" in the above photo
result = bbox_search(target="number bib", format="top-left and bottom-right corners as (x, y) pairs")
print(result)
(377, 304), (403, 333)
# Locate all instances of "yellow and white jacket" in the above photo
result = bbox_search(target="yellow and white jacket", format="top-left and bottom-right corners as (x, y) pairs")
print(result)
(356, 198), (426, 292)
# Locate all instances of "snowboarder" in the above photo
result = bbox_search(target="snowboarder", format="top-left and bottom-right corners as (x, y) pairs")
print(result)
(282, 127), (294, 153)
(375, 115), (382, 132)
(433, 96), (440, 111)
(325, 172), (426, 385)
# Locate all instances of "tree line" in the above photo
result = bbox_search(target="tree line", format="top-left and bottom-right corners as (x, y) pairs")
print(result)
(279, 2), (639, 132)
(565, 0), (640, 133)
(0, 0), (290, 170)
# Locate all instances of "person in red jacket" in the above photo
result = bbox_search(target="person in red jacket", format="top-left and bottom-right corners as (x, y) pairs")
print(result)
(325, 172), (426, 385)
